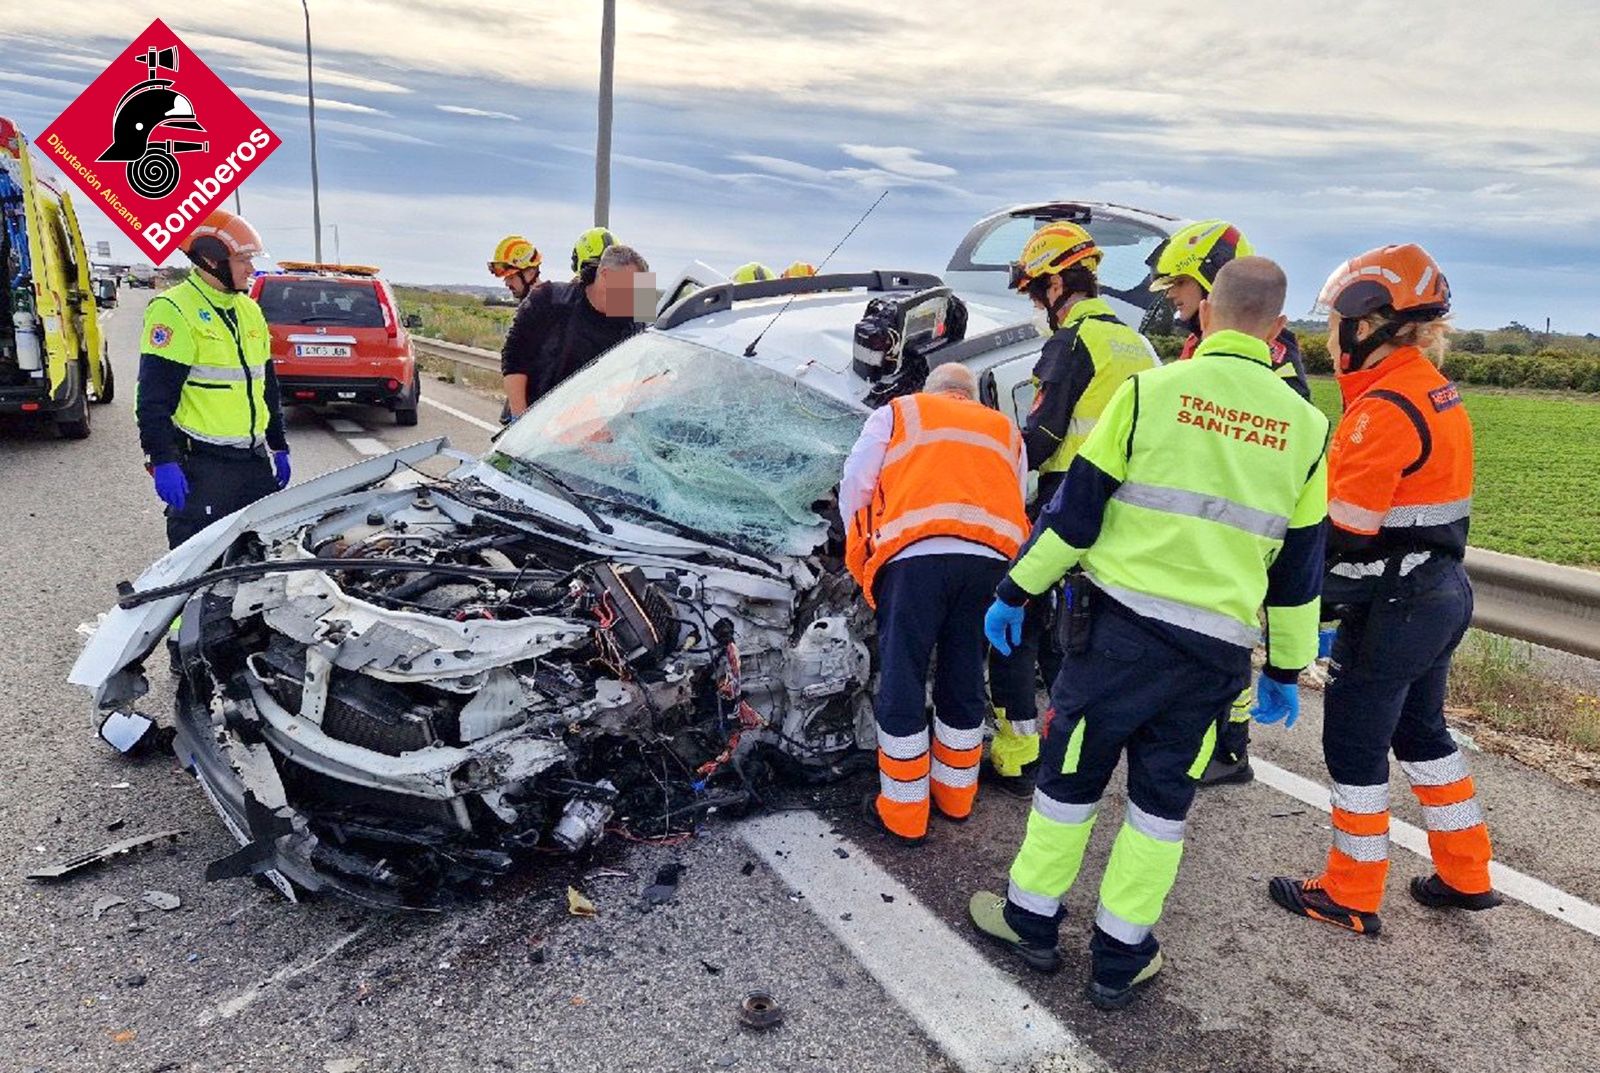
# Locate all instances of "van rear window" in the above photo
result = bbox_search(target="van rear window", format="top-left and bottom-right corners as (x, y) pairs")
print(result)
(257, 278), (386, 328)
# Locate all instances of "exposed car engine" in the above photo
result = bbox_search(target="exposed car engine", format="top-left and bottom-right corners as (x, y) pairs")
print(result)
(151, 477), (873, 908)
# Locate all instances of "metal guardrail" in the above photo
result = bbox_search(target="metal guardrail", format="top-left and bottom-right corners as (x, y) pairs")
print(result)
(411, 336), (1600, 661)
(413, 335), (500, 375)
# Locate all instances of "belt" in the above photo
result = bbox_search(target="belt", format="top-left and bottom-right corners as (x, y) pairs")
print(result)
(179, 435), (268, 461)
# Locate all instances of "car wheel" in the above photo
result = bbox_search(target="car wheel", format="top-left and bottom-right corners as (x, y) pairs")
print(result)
(55, 374), (91, 439)
(91, 353), (115, 405)
(394, 375), (420, 426)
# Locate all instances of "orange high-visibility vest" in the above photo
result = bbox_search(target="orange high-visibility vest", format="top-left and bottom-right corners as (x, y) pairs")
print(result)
(846, 391), (1029, 607)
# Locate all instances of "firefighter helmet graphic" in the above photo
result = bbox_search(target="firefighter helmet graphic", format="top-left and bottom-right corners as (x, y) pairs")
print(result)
(96, 46), (209, 199)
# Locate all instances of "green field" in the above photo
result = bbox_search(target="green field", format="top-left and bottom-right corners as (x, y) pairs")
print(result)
(1308, 378), (1600, 567)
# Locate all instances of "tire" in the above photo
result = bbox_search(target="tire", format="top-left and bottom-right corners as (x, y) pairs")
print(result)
(91, 353), (115, 405)
(394, 375), (420, 426)
(55, 373), (91, 440)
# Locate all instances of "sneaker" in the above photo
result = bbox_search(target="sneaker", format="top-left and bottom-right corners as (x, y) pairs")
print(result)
(1409, 874), (1504, 911)
(982, 759), (1040, 800)
(860, 791), (927, 847)
(1084, 951), (1164, 1010)
(1198, 754), (1254, 787)
(967, 891), (1060, 973)
(1268, 876), (1381, 935)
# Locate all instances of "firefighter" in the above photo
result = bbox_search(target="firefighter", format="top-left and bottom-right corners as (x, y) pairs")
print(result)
(1269, 244), (1503, 934)
(968, 257), (1328, 1009)
(136, 210), (288, 549)
(731, 262), (775, 283)
(487, 234), (543, 298)
(781, 261), (818, 278)
(1147, 219), (1310, 786)
(842, 364), (1029, 843)
(988, 222), (1161, 796)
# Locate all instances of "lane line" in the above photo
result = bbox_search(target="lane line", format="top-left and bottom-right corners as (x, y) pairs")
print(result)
(326, 417), (365, 433)
(346, 437), (389, 456)
(197, 923), (375, 1025)
(1252, 758), (1600, 940)
(420, 394), (500, 434)
(740, 811), (1102, 1073)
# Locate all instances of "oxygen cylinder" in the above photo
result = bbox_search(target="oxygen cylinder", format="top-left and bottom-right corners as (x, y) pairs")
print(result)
(11, 312), (41, 372)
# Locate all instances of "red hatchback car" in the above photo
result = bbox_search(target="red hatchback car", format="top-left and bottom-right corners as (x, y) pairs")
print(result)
(251, 262), (421, 426)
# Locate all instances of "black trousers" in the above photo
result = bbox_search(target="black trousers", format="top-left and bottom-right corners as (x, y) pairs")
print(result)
(165, 445), (280, 549)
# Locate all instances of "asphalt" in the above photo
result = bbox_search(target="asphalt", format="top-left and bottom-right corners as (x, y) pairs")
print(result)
(1, 290), (1596, 1073)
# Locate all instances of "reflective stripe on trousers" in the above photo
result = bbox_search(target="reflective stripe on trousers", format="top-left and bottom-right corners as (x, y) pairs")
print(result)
(1401, 750), (1495, 896)
(1094, 801), (1187, 945)
(1321, 780), (1391, 912)
(1007, 791), (1098, 918)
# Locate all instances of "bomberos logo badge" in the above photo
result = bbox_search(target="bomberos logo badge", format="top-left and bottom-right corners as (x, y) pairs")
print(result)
(39, 18), (280, 262)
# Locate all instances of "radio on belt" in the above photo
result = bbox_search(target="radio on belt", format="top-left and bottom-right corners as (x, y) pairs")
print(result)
(851, 287), (955, 381)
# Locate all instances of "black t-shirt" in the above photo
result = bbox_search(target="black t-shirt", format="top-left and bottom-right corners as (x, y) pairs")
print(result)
(500, 281), (643, 404)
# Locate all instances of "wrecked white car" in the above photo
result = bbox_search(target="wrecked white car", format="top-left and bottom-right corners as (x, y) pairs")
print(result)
(70, 242), (1175, 908)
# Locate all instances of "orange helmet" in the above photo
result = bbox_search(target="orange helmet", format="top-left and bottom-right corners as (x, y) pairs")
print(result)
(179, 210), (267, 259)
(781, 260), (818, 278)
(1313, 243), (1450, 320)
(1009, 222), (1101, 292)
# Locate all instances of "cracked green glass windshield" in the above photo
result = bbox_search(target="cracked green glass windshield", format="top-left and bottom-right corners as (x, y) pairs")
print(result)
(491, 334), (865, 555)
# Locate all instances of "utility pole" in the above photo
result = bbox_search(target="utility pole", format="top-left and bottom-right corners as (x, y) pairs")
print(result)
(594, 0), (615, 227)
(302, 0), (324, 262)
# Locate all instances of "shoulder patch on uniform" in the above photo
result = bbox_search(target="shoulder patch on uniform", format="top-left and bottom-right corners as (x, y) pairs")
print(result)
(148, 324), (174, 349)
(1429, 383), (1462, 412)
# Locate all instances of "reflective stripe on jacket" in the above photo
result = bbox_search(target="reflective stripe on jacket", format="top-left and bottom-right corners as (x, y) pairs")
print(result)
(1032, 298), (1160, 475)
(141, 277), (274, 450)
(846, 392), (1029, 608)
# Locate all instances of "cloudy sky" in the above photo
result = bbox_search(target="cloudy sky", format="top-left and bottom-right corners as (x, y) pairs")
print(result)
(4, 1), (1598, 330)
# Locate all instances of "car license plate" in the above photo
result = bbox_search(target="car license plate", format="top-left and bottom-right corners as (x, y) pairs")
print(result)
(336, 391), (357, 399)
(293, 344), (351, 358)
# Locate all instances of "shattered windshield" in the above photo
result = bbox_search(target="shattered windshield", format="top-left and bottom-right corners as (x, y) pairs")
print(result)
(491, 333), (865, 555)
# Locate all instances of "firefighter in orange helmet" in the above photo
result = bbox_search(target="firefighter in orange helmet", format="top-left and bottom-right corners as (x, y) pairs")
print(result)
(1269, 244), (1503, 934)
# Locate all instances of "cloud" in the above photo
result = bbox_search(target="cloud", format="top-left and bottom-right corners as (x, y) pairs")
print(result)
(0, 70), (84, 94)
(437, 105), (520, 121)
(237, 87), (390, 116)
(839, 145), (957, 179)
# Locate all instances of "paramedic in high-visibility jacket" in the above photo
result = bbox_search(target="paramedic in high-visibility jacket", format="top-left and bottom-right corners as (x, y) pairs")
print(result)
(842, 363), (1029, 844)
(968, 257), (1329, 1010)
(1269, 244), (1503, 935)
(136, 210), (288, 549)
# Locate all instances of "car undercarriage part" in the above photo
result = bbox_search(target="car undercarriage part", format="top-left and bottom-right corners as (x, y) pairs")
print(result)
(153, 482), (875, 908)
(26, 830), (182, 882)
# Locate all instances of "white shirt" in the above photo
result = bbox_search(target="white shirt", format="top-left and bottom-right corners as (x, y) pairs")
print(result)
(839, 396), (1029, 564)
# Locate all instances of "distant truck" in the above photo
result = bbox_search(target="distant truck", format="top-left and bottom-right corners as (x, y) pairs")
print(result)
(127, 263), (156, 288)
(0, 115), (111, 438)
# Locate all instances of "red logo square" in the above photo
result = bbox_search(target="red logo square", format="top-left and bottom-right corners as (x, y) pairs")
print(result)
(38, 18), (280, 264)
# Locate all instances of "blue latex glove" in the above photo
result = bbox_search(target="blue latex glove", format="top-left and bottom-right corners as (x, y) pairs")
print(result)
(1317, 625), (1338, 660)
(985, 599), (1025, 656)
(273, 450), (291, 489)
(151, 462), (188, 512)
(1251, 676), (1300, 728)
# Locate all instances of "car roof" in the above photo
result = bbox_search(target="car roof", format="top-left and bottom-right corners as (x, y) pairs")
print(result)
(651, 271), (1042, 410)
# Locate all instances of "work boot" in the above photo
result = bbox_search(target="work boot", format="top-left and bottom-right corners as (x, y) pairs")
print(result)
(1409, 874), (1504, 911)
(1084, 951), (1164, 1011)
(967, 891), (1060, 973)
(982, 759), (1040, 800)
(1198, 752), (1254, 787)
(860, 792), (926, 847)
(1268, 876), (1381, 936)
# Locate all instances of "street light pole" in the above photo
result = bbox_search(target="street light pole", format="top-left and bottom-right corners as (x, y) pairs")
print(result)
(301, 0), (324, 263)
(594, 0), (615, 227)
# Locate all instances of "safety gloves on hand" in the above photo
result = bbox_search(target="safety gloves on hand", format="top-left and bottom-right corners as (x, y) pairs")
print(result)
(985, 599), (1025, 656)
(273, 450), (292, 489)
(1250, 676), (1300, 728)
(151, 462), (189, 512)
(1317, 625), (1338, 660)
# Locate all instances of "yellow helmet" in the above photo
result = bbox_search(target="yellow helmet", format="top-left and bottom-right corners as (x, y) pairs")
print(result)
(781, 261), (817, 278)
(571, 226), (616, 272)
(488, 234), (541, 278)
(1147, 220), (1254, 293)
(731, 262), (775, 284)
(1010, 222), (1101, 292)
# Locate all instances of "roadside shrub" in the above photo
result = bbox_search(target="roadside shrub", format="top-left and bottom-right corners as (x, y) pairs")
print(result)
(1148, 334), (1187, 362)
(1298, 332), (1332, 374)
(1456, 331), (1487, 353)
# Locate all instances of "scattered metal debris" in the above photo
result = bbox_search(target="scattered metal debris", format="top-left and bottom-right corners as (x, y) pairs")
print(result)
(324, 1060), (367, 1073)
(92, 894), (126, 921)
(567, 886), (596, 917)
(141, 889), (181, 911)
(642, 863), (683, 906)
(24, 830), (181, 882)
(739, 989), (784, 1031)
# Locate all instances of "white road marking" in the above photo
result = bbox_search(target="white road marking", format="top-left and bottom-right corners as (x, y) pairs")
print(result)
(326, 417), (365, 433)
(346, 437), (389, 456)
(197, 923), (375, 1025)
(740, 811), (1102, 1073)
(420, 394), (500, 434)
(1253, 758), (1600, 940)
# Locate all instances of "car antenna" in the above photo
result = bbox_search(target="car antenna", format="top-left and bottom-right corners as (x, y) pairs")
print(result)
(743, 190), (889, 358)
